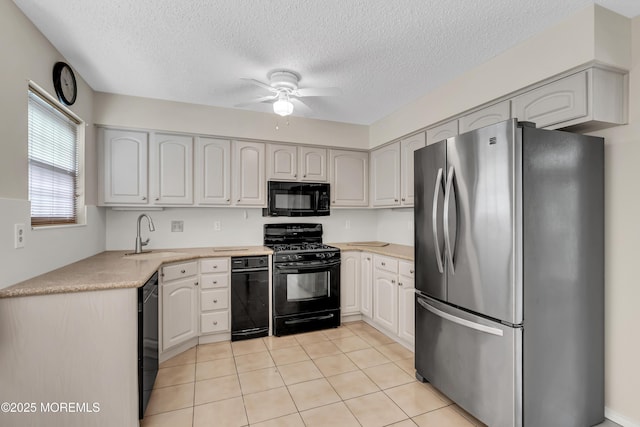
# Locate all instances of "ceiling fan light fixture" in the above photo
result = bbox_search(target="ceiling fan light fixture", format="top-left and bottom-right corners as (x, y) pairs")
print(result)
(273, 96), (294, 116)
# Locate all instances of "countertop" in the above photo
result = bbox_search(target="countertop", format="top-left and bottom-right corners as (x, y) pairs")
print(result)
(328, 242), (414, 261)
(0, 246), (272, 299)
(1, 242), (413, 299)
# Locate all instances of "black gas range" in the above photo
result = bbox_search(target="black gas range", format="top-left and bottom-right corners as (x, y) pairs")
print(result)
(264, 224), (341, 336)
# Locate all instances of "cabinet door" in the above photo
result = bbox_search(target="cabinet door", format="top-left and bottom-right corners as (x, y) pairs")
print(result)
(232, 141), (266, 206)
(267, 144), (298, 180)
(162, 278), (198, 351)
(360, 253), (373, 318)
(398, 276), (415, 343)
(340, 252), (360, 315)
(299, 146), (327, 182)
(329, 149), (369, 207)
(400, 133), (425, 206)
(150, 133), (193, 205)
(373, 270), (398, 334)
(426, 120), (458, 146)
(100, 129), (148, 205)
(512, 71), (588, 129)
(459, 100), (511, 134)
(195, 137), (231, 205)
(370, 142), (401, 207)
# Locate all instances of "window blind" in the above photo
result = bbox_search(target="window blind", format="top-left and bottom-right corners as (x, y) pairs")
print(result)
(28, 89), (80, 226)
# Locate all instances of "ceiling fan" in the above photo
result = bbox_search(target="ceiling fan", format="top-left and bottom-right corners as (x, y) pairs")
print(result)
(235, 70), (341, 117)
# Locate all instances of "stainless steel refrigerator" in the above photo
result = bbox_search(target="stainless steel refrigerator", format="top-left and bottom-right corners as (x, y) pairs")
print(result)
(414, 119), (604, 427)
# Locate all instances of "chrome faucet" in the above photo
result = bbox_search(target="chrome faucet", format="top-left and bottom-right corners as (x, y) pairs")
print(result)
(135, 214), (156, 254)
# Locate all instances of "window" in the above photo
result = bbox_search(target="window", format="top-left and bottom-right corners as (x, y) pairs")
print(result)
(28, 85), (84, 226)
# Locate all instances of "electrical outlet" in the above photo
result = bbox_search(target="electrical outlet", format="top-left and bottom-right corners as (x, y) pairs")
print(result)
(345, 220), (351, 230)
(214, 221), (221, 231)
(171, 221), (184, 232)
(14, 223), (25, 249)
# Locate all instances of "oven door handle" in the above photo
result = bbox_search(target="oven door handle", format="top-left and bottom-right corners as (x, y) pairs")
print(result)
(284, 313), (335, 325)
(275, 260), (341, 273)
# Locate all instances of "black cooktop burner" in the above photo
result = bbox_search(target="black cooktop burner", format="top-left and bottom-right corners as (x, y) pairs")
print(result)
(268, 242), (336, 253)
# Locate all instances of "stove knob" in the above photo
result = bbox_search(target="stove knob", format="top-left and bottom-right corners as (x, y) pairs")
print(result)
(318, 253), (326, 258)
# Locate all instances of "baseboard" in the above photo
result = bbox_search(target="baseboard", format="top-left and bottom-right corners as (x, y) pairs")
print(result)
(605, 407), (640, 427)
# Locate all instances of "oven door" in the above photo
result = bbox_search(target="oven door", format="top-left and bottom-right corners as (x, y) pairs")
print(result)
(273, 260), (340, 316)
(266, 181), (330, 217)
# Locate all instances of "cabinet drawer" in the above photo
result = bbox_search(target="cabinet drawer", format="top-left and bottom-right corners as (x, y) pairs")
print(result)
(200, 311), (229, 334)
(374, 255), (398, 274)
(201, 289), (229, 311)
(162, 261), (198, 282)
(200, 273), (229, 289)
(201, 258), (229, 273)
(399, 261), (415, 279)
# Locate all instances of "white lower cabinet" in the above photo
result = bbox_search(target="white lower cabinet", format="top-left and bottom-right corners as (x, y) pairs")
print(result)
(373, 269), (399, 334)
(161, 258), (231, 353)
(340, 251), (361, 316)
(360, 253), (373, 318)
(161, 262), (199, 351)
(199, 258), (231, 336)
(397, 263), (416, 343)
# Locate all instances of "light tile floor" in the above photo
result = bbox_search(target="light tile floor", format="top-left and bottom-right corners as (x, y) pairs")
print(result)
(142, 321), (619, 427)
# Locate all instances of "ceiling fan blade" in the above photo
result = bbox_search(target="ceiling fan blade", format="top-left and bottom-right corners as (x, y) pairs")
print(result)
(291, 98), (314, 116)
(241, 78), (276, 92)
(234, 94), (278, 107)
(293, 87), (342, 97)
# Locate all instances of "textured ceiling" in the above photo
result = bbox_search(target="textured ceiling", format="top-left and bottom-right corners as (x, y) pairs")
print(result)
(13, 0), (640, 125)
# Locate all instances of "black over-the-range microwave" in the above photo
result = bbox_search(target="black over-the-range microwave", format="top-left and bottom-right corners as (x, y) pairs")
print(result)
(263, 181), (330, 217)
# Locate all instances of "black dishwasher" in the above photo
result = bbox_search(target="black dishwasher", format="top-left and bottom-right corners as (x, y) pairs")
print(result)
(231, 256), (269, 341)
(138, 272), (158, 419)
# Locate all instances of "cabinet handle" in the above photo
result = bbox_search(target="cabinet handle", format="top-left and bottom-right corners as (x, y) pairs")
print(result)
(402, 198), (405, 201)
(381, 262), (386, 266)
(237, 199), (241, 202)
(399, 282), (403, 286)
(395, 199), (398, 202)
(294, 174), (297, 178)
(366, 257), (371, 260)
(410, 269), (414, 274)
(391, 280), (396, 284)
(213, 265), (218, 269)
(142, 197), (147, 201)
(213, 299), (218, 303)
(180, 269), (186, 273)
(194, 281), (198, 286)
(213, 321), (218, 325)
(226, 199), (230, 202)
(155, 197), (159, 201)
(303, 174), (307, 178)
(213, 281), (217, 284)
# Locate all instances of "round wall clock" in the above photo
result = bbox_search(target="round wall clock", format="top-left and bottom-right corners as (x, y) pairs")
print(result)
(52, 61), (77, 106)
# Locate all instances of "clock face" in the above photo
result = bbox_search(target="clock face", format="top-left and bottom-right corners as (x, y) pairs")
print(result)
(53, 62), (77, 106)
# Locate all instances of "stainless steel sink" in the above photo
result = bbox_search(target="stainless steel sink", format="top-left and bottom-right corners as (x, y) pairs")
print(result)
(123, 251), (188, 260)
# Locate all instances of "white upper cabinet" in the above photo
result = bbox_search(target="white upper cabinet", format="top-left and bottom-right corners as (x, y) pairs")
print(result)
(232, 140), (266, 206)
(400, 132), (426, 206)
(150, 133), (194, 205)
(512, 68), (626, 130)
(195, 137), (231, 205)
(267, 144), (327, 182)
(267, 144), (298, 181)
(329, 149), (369, 207)
(370, 142), (401, 207)
(426, 120), (458, 146)
(459, 100), (511, 134)
(100, 128), (148, 205)
(299, 146), (327, 182)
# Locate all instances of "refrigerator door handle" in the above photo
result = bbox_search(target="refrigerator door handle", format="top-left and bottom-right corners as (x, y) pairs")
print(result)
(432, 167), (444, 274)
(443, 166), (456, 274)
(417, 296), (504, 337)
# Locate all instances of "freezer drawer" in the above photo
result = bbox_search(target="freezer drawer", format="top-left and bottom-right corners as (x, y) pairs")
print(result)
(415, 294), (522, 427)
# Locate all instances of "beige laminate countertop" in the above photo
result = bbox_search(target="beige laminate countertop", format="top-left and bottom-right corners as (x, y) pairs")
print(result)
(329, 242), (414, 261)
(0, 246), (272, 299)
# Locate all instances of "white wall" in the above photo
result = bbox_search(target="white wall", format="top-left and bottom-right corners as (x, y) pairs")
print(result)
(94, 92), (369, 149)
(105, 207), (378, 250)
(375, 209), (414, 246)
(0, 1), (105, 289)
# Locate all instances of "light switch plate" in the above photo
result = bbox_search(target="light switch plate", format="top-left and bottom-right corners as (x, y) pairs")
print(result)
(171, 221), (184, 232)
(213, 221), (221, 231)
(14, 223), (25, 248)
